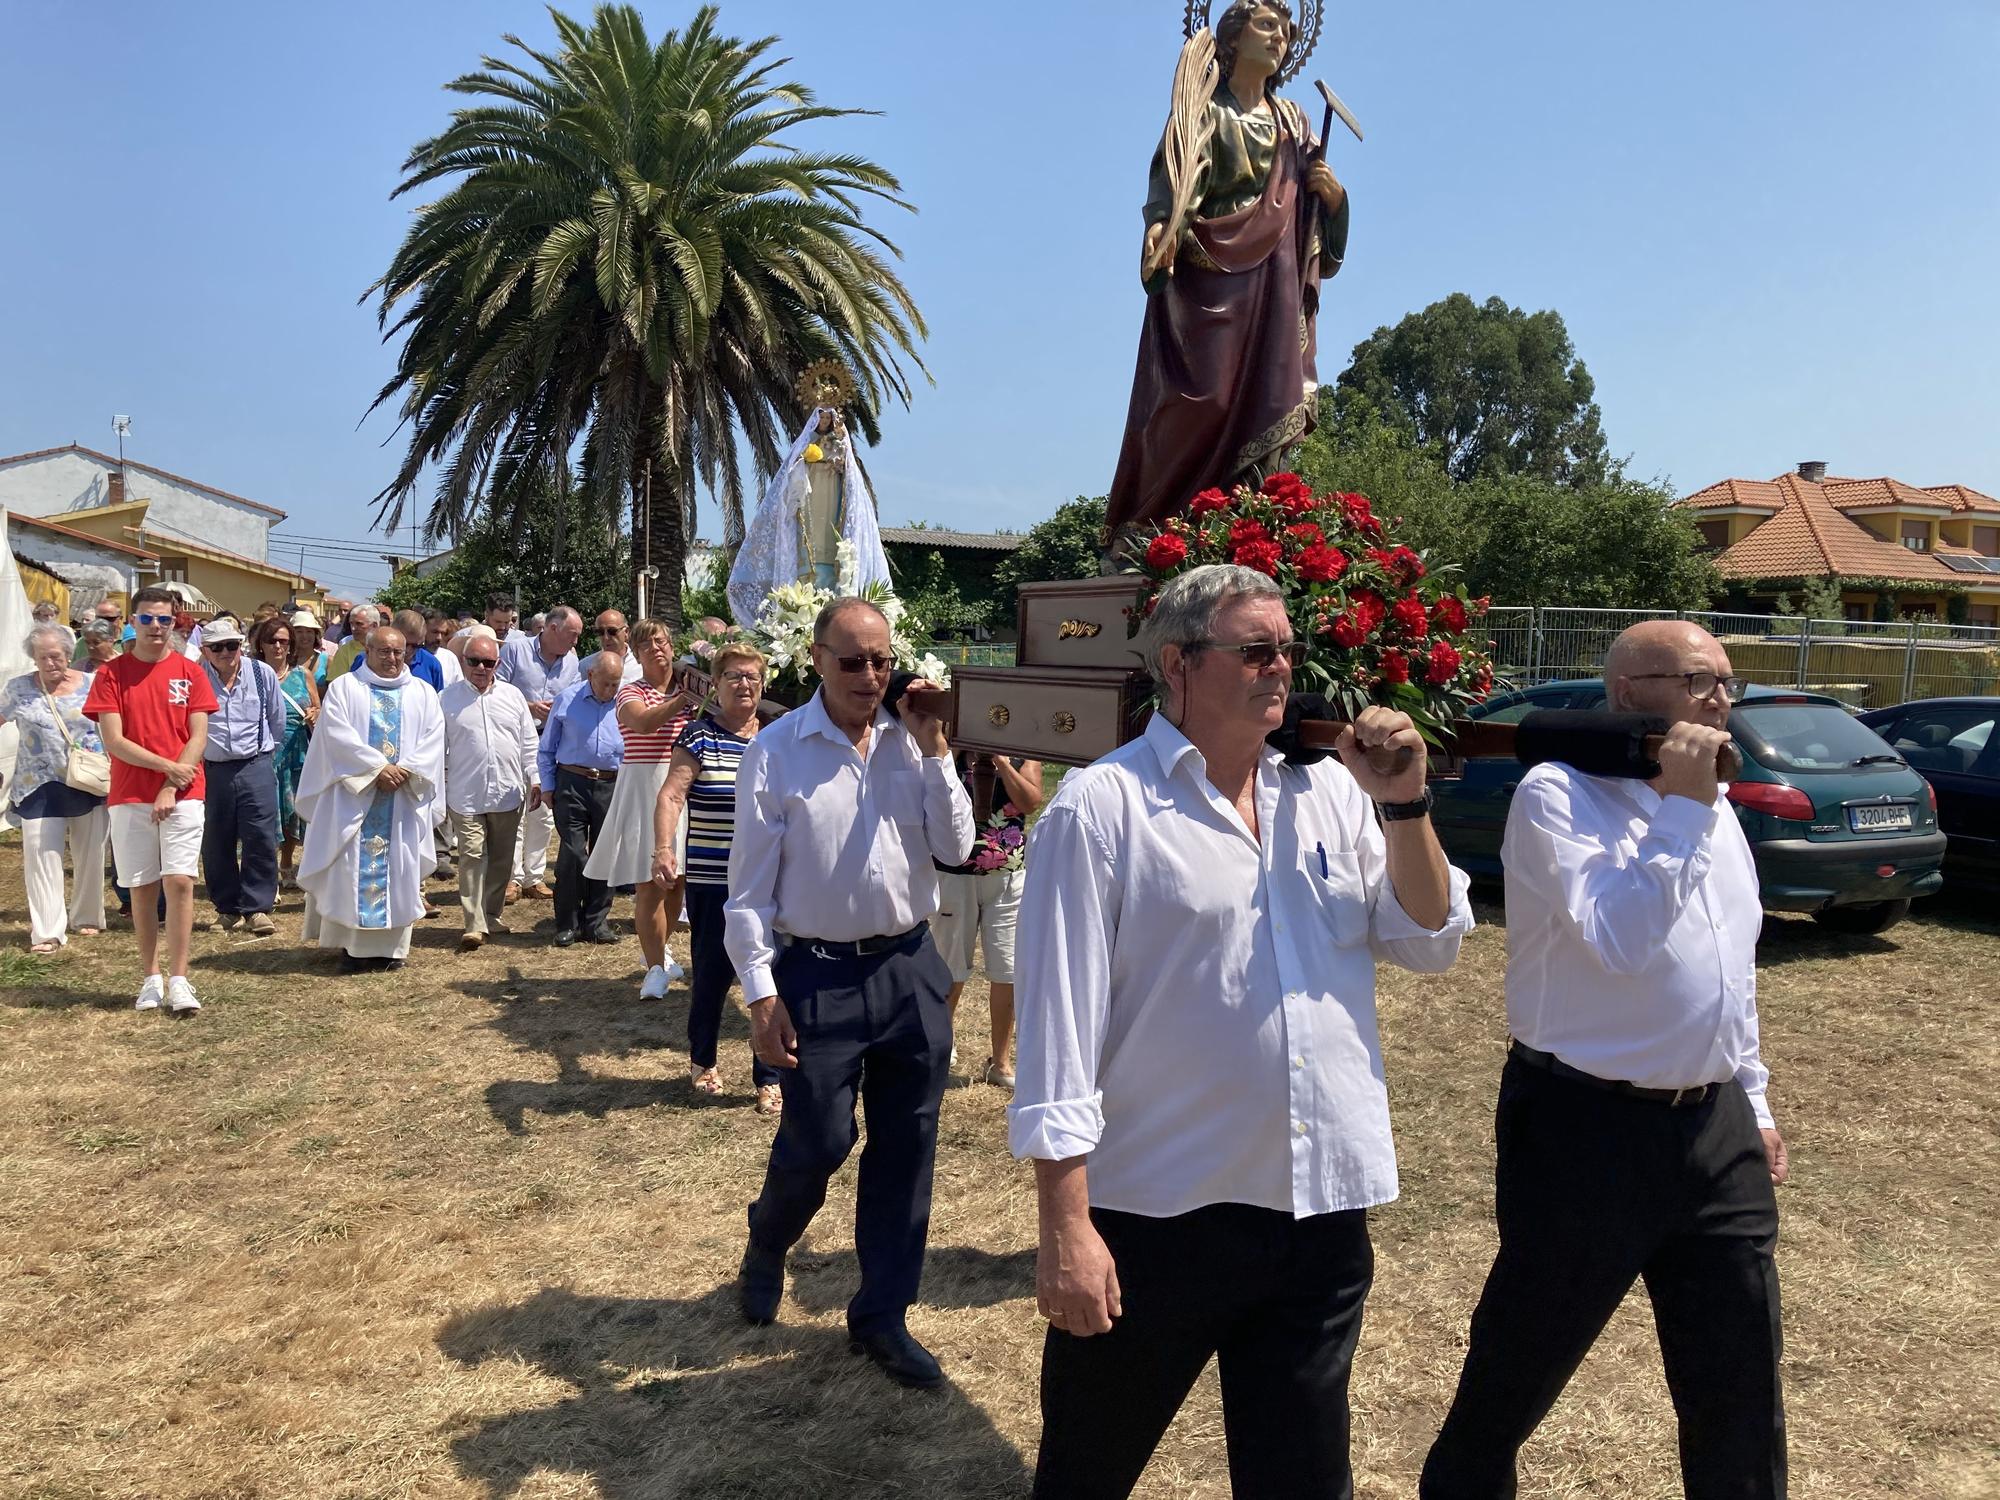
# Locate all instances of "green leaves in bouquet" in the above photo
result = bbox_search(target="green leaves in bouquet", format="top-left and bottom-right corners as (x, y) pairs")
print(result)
(1132, 474), (1498, 726)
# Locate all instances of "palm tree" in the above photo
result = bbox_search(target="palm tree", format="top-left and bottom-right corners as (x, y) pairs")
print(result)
(365, 3), (927, 625)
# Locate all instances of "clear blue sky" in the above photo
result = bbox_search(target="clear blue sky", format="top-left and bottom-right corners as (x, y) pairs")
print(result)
(4, 0), (1996, 599)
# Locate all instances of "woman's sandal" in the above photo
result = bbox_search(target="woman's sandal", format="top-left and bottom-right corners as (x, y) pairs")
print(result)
(691, 1066), (723, 1096)
(29, 941), (62, 955)
(755, 1084), (783, 1117)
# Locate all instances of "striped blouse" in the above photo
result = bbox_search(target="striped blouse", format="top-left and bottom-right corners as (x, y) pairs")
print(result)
(677, 713), (752, 887)
(615, 680), (696, 765)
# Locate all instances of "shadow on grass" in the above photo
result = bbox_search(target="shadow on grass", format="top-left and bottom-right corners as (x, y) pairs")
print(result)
(460, 966), (759, 1134)
(788, 1244), (1036, 1316)
(438, 1282), (1033, 1498)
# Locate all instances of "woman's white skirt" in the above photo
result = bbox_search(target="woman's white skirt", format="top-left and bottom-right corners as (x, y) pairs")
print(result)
(583, 758), (685, 886)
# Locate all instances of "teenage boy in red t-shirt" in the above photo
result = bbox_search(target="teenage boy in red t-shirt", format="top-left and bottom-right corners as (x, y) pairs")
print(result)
(83, 585), (218, 1014)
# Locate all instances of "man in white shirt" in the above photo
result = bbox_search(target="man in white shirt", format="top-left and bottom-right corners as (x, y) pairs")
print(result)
(1421, 620), (1788, 1500)
(725, 598), (974, 1389)
(578, 607), (644, 685)
(1011, 564), (1473, 1498)
(439, 631), (539, 952)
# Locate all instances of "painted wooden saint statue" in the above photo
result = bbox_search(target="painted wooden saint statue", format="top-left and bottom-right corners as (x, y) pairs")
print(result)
(1106, 1), (1352, 537)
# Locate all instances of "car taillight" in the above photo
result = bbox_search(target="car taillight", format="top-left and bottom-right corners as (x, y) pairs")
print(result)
(1726, 781), (1815, 821)
(1920, 777), (1936, 813)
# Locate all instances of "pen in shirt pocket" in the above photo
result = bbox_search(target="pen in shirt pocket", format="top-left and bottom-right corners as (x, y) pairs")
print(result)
(1315, 841), (1329, 878)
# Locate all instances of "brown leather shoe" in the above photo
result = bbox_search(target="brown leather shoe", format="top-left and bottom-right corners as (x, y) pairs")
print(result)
(459, 932), (484, 953)
(524, 881), (555, 900)
(504, 882), (522, 905)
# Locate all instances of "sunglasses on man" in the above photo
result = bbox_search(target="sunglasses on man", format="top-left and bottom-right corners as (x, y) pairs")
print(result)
(134, 612), (175, 626)
(466, 656), (499, 669)
(827, 651), (894, 675)
(205, 641), (243, 653)
(1190, 638), (1306, 669)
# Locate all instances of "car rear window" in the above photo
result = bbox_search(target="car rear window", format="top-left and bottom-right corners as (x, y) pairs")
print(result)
(1730, 702), (1899, 773)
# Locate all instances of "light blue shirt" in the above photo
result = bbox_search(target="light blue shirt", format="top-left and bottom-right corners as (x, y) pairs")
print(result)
(200, 658), (285, 761)
(538, 678), (625, 787)
(498, 633), (580, 705)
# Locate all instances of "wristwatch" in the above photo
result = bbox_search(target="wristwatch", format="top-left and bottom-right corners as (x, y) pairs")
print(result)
(1376, 787), (1435, 822)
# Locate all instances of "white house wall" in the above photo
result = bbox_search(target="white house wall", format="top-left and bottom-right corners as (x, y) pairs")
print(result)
(0, 450), (274, 563)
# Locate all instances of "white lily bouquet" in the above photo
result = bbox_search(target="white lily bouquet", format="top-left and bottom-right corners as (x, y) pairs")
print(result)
(742, 540), (950, 702)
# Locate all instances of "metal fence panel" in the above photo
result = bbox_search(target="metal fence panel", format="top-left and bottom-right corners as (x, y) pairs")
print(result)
(1481, 606), (1537, 689)
(1530, 608), (1674, 685)
(927, 642), (1017, 669)
(1685, 612), (1808, 693)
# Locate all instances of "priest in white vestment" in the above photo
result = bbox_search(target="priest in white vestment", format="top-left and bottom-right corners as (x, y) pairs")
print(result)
(295, 627), (445, 971)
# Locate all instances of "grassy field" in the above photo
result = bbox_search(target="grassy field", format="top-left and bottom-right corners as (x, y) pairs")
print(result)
(1, 845), (1996, 1499)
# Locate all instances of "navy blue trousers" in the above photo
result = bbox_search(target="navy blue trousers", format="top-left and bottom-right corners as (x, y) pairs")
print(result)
(201, 752), (279, 916)
(684, 884), (779, 1086)
(746, 926), (953, 1334)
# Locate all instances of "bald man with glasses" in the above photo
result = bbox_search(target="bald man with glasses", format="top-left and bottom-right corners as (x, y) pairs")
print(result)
(725, 597), (973, 1389)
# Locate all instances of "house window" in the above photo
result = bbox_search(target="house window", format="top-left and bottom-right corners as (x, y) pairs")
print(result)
(1844, 603), (1870, 622)
(1696, 519), (1729, 550)
(1971, 603), (1999, 626)
(159, 562), (188, 584)
(1974, 525), (2000, 557)
(1900, 521), (1930, 551)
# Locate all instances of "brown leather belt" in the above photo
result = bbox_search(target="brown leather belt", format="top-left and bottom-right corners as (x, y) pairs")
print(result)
(1509, 1040), (1720, 1107)
(558, 763), (618, 782)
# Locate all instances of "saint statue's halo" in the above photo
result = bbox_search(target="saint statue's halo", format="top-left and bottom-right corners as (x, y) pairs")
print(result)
(1180, 0), (1325, 86)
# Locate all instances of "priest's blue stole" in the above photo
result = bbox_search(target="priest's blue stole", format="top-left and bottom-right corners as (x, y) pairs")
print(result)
(357, 685), (403, 929)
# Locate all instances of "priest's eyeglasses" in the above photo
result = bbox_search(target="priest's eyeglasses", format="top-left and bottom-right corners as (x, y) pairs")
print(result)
(1193, 638), (1306, 670)
(1628, 671), (1747, 703)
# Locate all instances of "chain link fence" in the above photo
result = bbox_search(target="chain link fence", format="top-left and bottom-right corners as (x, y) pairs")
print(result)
(925, 641), (1018, 669)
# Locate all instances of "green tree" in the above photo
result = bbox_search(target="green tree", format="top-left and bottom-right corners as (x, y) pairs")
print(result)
(993, 496), (1111, 590)
(1457, 472), (1719, 609)
(375, 471), (631, 619)
(1773, 575), (1849, 621)
(366, 3), (927, 627)
(1294, 392), (1470, 558)
(1334, 292), (1611, 487)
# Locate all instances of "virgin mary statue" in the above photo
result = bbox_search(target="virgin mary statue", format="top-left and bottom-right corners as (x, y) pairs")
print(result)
(1106, 0), (1351, 537)
(727, 397), (893, 628)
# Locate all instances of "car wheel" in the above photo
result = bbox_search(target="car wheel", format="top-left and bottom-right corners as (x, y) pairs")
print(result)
(1811, 898), (1911, 936)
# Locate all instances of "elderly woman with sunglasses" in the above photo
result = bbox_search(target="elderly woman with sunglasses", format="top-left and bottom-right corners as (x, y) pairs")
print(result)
(0, 624), (109, 952)
(249, 613), (320, 890)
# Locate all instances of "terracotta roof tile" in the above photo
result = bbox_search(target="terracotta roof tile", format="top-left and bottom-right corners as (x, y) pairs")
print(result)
(1704, 473), (1965, 586)
(1682, 478), (1783, 511)
(1921, 484), (2000, 514)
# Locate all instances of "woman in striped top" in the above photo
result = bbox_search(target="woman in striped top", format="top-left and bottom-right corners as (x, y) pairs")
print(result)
(652, 641), (781, 1112)
(583, 619), (698, 999)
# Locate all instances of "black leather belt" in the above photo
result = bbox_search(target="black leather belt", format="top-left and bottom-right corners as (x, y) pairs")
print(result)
(1509, 1040), (1720, 1107)
(781, 922), (928, 958)
(558, 764), (618, 782)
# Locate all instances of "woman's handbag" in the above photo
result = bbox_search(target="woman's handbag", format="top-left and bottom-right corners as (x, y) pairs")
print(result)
(41, 681), (112, 798)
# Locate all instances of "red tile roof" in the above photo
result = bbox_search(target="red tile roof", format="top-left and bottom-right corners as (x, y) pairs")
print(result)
(0, 443), (286, 518)
(1680, 478), (1785, 512)
(1684, 473), (1980, 587)
(8, 510), (160, 560)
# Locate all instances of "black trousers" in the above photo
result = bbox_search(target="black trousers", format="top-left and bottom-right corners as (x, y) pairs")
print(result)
(1034, 1202), (1374, 1500)
(201, 752), (279, 915)
(684, 884), (779, 1086)
(1420, 1056), (1786, 1500)
(745, 927), (952, 1335)
(551, 771), (613, 935)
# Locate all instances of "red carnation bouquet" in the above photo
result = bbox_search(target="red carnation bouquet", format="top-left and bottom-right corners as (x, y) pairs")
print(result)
(1134, 474), (1496, 730)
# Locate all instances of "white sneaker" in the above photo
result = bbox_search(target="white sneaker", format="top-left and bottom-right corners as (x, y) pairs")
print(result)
(639, 965), (671, 1001)
(166, 977), (201, 1015)
(135, 974), (165, 1011)
(665, 958), (687, 984)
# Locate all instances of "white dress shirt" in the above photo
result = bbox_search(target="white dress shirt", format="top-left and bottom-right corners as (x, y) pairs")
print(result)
(436, 647), (465, 689)
(1008, 716), (1475, 1220)
(439, 678), (540, 816)
(725, 689), (976, 1003)
(1502, 763), (1773, 1127)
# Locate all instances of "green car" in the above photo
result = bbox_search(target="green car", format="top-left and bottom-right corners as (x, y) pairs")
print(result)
(1430, 681), (1947, 934)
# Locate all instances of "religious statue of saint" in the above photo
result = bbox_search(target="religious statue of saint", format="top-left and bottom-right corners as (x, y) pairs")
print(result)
(1106, 0), (1351, 540)
(800, 408), (850, 589)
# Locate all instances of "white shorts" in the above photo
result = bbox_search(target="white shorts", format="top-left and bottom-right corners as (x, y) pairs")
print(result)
(109, 799), (206, 886)
(932, 867), (1026, 984)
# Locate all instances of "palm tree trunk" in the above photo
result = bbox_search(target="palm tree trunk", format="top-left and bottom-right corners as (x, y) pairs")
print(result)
(635, 458), (686, 631)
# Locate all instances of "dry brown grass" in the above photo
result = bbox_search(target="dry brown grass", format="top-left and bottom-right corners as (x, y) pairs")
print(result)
(1, 843), (1996, 1499)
